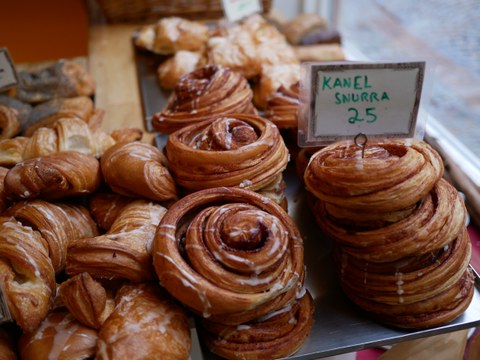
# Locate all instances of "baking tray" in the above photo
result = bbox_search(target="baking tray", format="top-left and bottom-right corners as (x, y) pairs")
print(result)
(134, 45), (480, 360)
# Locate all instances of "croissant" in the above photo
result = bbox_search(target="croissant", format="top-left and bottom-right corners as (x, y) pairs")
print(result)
(0, 105), (21, 140)
(201, 291), (315, 360)
(58, 272), (114, 329)
(4, 151), (101, 201)
(304, 139), (444, 214)
(100, 141), (178, 202)
(152, 65), (256, 134)
(67, 200), (167, 282)
(24, 96), (98, 136)
(135, 17), (209, 55)
(166, 114), (289, 206)
(314, 179), (467, 262)
(157, 50), (205, 90)
(0, 328), (17, 360)
(96, 283), (191, 360)
(0, 217), (55, 332)
(0, 95), (32, 132)
(88, 192), (134, 230)
(264, 82), (300, 129)
(0, 137), (28, 167)
(18, 311), (98, 360)
(5, 200), (98, 273)
(336, 227), (474, 329)
(153, 187), (305, 324)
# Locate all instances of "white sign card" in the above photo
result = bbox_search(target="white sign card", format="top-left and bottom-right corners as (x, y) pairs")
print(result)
(221, 0), (262, 22)
(298, 61), (425, 147)
(0, 48), (18, 91)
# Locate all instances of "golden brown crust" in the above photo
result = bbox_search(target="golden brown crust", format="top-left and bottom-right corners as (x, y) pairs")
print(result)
(5, 200), (98, 273)
(4, 151), (101, 201)
(67, 200), (167, 282)
(0, 216), (55, 332)
(166, 114), (289, 202)
(282, 14), (328, 45)
(315, 179), (467, 261)
(153, 187), (304, 323)
(152, 65), (256, 134)
(135, 17), (209, 55)
(58, 272), (114, 329)
(18, 311), (98, 360)
(24, 96), (95, 137)
(96, 283), (191, 360)
(88, 192), (134, 231)
(264, 82), (300, 129)
(101, 141), (178, 202)
(157, 50), (205, 90)
(0, 105), (21, 140)
(304, 139), (444, 213)
(0, 137), (29, 167)
(201, 291), (314, 360)
(293, 44), (345, 62)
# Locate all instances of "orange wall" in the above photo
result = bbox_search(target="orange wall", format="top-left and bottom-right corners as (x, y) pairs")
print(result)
(0, 0), (89, 63)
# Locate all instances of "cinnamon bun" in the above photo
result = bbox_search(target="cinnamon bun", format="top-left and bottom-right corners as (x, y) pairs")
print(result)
(264, 82), (300, 129)
(152, 65), (256, 134)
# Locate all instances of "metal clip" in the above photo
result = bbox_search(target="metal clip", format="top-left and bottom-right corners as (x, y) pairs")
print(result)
(354, 133), (368, 158)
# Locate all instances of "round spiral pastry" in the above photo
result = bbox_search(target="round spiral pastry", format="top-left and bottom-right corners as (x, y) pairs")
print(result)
(304, 139), (444, 213)
(153, 187), (305, 324)
(4, 151), (101, 201)
(315, 179), (467, 262)
(336, 227), (474, 328)
(166, 114), (289, 205)
(100, 141), (178, 202)
(200, 291), (314, 360)
(19, 311), (98, 360)
(152, 65), (256, 134)
(264, 82), (300, 129)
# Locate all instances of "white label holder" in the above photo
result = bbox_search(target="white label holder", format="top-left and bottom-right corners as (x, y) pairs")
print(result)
(221, 0), (262, 23)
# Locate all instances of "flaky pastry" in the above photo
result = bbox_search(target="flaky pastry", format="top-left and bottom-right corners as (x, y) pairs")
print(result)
(265, 82), (300, 129)
(157, 50), (205, 90)
(0, 105), (21, 140)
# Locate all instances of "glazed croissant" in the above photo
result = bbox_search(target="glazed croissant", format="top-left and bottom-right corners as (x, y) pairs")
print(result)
(5, 200), (98, 273)
(201, 291), (315, 360)
(97, 283), (191, 360)
(304, 139), (444, 214)
(153, 187), (305, 324)
(0, 105), (21, 140)
(4, 151), (101, 201)
(0, 217), (55, 332)
(58, 272), (114, 330)
(67, 200), (167, 282)
(166, 114), (289, 206)
(152, 65), (256, 134)
(18, 311), (98, 360)
(100, 141), (178, 202)
(88, 192), (134, 231)
(0, 136), (28, 167)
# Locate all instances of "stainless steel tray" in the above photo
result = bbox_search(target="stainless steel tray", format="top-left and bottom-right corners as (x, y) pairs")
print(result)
(135, 44), (480, 360)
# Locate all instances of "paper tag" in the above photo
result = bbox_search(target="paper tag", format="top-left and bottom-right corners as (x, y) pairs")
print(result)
(0, 48), (18, 91)
(221, 0), (262, 22)
(298, 61), (425, 146)
(0, 283), (12, 324)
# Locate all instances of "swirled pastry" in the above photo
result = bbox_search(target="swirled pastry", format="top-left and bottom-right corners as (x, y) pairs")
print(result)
(100, 141), (178, 202)
(59, 272), (114, 329)
(135, 17), (209, 55)
(336, 228), (474, 328)
(97, 283), (191, 360)
(18, 311), (98, 360)
(5, 200), (98, 273)
(0, 217), (55, 332)
(315, 179), (467, 261)
(265, 82), (300, 129)
(0, 105), (21, 140)
(157, 50), (205, 90)
(67, 200), (167, 282)
(201, 291), (314, 360)
(166, 114), (289, 205)
(304, 139), (444, 213)
(4, 151), (101, 201)
(153, 187), (305, 323)
(152, 65), (256, 134)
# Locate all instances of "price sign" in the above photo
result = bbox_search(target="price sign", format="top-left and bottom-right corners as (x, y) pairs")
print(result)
(0, 48), (18, 91)
(221, 0), (262, 22)
(298, 61), (425, 146)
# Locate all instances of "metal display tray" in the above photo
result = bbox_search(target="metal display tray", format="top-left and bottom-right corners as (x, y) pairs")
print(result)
(134, 46), (480, 360)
